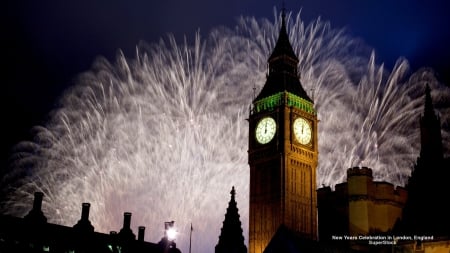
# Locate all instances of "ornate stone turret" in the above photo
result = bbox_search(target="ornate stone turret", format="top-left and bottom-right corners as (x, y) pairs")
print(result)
(401, 84), (450, 235)
(346, 167), (406, 237)
(419, 83), (444, 162)
(215, 186), (247, 253)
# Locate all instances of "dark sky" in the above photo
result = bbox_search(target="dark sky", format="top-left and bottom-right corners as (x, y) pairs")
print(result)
(2, 0), (450, 169)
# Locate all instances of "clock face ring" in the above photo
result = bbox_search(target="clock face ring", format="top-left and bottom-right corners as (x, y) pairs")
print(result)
(255, 117), (276, 144)
(293, 117), (312, 144)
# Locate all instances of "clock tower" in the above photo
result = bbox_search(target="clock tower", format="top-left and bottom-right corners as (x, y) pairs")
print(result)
(248, 11), (318, 253)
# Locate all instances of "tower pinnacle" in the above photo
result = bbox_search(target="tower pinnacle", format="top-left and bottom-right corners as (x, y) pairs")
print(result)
(215, 186), (247, 253)
(253, 9), (311, 103)
(424, 83), (436, 120)
(420, 83), (443, 161)
(400, 83), (450, 235)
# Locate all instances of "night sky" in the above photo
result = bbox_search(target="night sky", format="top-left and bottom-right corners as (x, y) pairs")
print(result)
(2, 0), (450, 170)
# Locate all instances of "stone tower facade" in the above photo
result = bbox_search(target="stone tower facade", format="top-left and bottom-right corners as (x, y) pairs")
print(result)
(248, 11), (318, 253)
(317, 167), (408, 246)
(346, 167), (407, 236)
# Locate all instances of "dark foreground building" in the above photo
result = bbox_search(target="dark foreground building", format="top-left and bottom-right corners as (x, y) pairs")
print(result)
(215, 187), (247, 253)
(0, 192), (182, 253)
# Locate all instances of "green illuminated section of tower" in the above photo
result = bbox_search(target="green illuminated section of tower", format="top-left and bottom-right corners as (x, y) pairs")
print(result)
(253, 92), (315, 114)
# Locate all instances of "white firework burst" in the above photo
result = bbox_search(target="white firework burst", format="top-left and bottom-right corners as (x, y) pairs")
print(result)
(2, 10), (449, 253)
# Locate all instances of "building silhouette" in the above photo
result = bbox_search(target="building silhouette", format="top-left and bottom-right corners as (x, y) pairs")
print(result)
(0, 192), (182, 253)
(399, 84), (450, 236)
(215, 186), (247, 253)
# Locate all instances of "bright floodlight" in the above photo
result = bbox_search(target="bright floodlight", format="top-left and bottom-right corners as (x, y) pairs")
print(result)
(165, 221), (177, 241)
(167, 227), (177, 241)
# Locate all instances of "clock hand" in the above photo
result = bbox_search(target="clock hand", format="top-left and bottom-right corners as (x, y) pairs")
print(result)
(265, 122), (267, 134)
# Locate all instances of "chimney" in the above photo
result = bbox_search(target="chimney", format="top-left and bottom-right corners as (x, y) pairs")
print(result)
(24, 192), (47, 223)
(119, 212), (136, 241)
(123, 212), (132, 229)
(81, 203), (90, 220)
(74, 202), (94, 232)
(138, 226), (145, 241)
(33, 192), (44, 211)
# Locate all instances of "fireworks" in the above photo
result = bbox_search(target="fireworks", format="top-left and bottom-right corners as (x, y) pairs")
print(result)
(2, 10), (449, 253)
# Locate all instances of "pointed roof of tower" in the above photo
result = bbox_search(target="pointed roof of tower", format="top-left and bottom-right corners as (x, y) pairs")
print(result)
(420, 83), (443, 158)
(215, 186), (247, 253)
(254, 10), (312, 103)
(268, 10), (298, 63)
(424, 83), (437, 120)
(399, 83), (449, 235)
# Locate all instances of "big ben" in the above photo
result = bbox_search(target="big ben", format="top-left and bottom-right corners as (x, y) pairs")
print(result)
(248, 11), (318, 253)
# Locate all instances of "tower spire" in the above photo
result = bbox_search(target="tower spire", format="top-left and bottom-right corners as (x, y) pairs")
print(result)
(424, 83), (435, 119)
(281, 1), (286, 27)
(400, 83), (449, 235)
(254, 7), (312, 103)
(420, 83), (443, 161)
(215, 186), (247, 253)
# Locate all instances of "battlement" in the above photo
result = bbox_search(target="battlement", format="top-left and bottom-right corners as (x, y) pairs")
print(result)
(372, 181), (407, 204)
(347, 166), (373, 178)
(318, 167), (408, 238)
(319, 167), (408, 205)
(345, 167), (407, 204)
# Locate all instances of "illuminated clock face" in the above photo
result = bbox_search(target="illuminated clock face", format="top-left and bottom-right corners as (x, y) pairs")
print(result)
(255, 117), (276, 144)
(293, 117), (312, 144)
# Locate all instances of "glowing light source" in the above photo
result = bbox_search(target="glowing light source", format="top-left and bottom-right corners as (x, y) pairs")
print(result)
(165, 221), (177, 241)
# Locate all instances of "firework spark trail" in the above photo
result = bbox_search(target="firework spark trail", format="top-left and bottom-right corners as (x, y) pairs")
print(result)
(2, 10), (450, 253)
